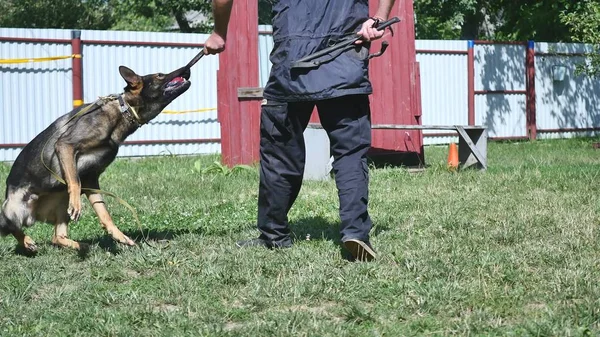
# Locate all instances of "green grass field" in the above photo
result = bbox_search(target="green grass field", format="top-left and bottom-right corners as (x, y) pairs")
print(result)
(1, 138), (599, 336)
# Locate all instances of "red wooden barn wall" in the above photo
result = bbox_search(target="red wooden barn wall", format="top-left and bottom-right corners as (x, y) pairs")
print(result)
(367, 0), (423, 162)
(217, 0), (423, 167)
(217, 0), (261, 167)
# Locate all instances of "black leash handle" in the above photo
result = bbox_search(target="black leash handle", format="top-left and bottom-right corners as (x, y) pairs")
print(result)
(374, 16), (400, 31)
(185, 49), (205, 69)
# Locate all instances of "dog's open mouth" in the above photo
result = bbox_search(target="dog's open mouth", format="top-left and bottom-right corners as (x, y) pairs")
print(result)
(165, 77), (188, 91)
(164, 68), (191, 93)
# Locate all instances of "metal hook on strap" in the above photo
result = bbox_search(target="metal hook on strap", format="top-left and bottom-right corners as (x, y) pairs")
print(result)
(368, 41), (389, 59)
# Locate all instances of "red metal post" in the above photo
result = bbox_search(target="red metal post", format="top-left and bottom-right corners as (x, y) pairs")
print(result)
(217, 0), (260, 167)
(412, 60), (425, 163)
(526, 40), (537, 140)
(467, 40), (475, 126)
(71, 30), (83, 108)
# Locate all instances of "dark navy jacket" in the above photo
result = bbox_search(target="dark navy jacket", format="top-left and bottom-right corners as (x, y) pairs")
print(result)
(262, 0), (373, 102)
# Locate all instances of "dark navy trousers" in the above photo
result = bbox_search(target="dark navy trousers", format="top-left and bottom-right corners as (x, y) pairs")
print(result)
(257, 94), (373, 246)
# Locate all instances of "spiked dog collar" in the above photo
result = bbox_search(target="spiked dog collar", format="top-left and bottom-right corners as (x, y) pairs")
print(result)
(117, 94), (144, 127)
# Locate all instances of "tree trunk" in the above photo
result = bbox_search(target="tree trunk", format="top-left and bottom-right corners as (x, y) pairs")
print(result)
(460, 8), (482, 40)
(174, 11), (191, 32)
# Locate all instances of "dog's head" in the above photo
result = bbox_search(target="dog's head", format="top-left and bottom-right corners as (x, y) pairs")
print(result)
(118, 65), (192, 122)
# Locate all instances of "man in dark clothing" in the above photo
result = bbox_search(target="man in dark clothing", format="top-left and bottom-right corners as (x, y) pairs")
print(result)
(205, 0), (396, 261)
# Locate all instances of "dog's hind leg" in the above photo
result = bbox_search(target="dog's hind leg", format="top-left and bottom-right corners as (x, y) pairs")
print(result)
(0, 212), (36, 251)
(0, 210), (10, 237)
(51, 222), (81, 250)
(49, 195), (81, 250)
(85, 191), (136, 246)
(12, 229), (38, 252)
(1, 192), (38, 252)
(32, 192), (78, 250)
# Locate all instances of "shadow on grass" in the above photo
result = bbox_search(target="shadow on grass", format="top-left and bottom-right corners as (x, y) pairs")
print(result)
(11, 240), (91, 259)
(23, 216), (389, 261)
(289, 216), (389, 261)
(13, 245), (38, 258)
(75, 227), (206, 259)
(8, 228), (195, 260)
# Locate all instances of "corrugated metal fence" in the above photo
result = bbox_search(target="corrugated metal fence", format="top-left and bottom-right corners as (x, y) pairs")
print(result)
(535, 42), (600, 138)
(414, 40), (600, 144)
(474, 42), (528, 140)
(414, 40), (469, 144)
(2, 27), (600, 161)
(1, 28), (74, 161)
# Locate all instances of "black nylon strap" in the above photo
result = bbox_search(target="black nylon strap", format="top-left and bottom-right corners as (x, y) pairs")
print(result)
(290, 17), (400, 70)
(291, 42), (357, 69)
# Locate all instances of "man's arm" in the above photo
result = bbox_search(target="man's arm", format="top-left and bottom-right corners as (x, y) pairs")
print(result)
(356, 0), (397, 44)
(213, 0), (234, 39)
(204, 0), (234, 55)
(373, 0), (396, 21)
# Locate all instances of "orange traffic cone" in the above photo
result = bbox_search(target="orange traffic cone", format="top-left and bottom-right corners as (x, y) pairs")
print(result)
(447, 142), (459, 171)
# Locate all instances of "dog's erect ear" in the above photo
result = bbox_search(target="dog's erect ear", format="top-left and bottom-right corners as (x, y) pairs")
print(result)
(119, 66), (141, 88)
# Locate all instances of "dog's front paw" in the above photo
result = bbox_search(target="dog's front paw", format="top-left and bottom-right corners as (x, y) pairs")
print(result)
(68, 196), (82, 222)
(113, 232), (136, 246)
(121, 234), (136, 247)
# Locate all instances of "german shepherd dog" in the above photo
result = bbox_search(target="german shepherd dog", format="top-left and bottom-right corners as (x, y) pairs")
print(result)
(0, 64), (191, 252)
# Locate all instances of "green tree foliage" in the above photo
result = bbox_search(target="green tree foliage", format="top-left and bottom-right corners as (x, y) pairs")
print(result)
(560, 0), (600, 76)
(0, 0), (272, 32)
(490, 1), (576, 41)
(413, 0), (478, 39)
(0, 0), (212, 32)
(414, 0), (574, 41)
(108, 0), (212, 32)
(0, 0), (114, 30)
